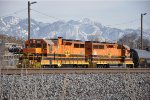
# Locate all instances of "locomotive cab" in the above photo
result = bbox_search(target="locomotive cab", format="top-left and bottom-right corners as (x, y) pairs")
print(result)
(18, 39), (54, 68)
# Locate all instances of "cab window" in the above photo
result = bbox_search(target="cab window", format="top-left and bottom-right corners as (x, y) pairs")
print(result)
(36, 40), (41, 48)
(43, 43), (47, 49)
(30, 43), (35, 48)
(36, 43), (41, 48)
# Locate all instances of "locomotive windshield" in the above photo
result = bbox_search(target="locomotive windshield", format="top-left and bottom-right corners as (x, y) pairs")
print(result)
(36, 40), (41, 48)
(25, 39), (43, 48)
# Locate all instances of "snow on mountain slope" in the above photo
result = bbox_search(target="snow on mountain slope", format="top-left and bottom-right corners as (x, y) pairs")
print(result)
(0, 16), (150, 42)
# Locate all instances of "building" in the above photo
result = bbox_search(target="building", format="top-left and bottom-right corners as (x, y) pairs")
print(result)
(0, 42), (23, 68)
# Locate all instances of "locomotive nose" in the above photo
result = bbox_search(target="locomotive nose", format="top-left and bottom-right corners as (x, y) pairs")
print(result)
(23, 48), (42, 53)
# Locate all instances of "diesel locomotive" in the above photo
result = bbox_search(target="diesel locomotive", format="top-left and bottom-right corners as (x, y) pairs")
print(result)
(17, 37), (138, 68)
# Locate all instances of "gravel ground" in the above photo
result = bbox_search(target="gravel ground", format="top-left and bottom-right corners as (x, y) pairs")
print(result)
(0, 73), (150, 100)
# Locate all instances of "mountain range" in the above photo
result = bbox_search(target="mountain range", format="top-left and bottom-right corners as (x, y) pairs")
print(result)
(0, 16), (150, 43)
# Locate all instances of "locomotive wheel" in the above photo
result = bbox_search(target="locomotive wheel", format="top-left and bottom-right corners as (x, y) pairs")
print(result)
(97, 65), (103, 68)
(41, 65), (44, 68)
(103, 64), (109, 68)
(126, 64), (133, 68)
(85, 65), (88, 68)
(52, 65), (55, 68)
(51, 65), (56, 68)
(42, 65), (49, 68)
(82, 65), (88, 68)
(106, 64), (110, 68)
(102, 64), (105, 68)
(82, 65), (85, 68)
(73, 65), (77, 68)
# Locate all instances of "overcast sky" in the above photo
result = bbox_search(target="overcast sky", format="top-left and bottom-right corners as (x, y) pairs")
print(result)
(0, 0), (150, 30)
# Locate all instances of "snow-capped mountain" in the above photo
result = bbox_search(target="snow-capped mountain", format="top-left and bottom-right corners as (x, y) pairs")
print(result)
(0, 16), (150, 42)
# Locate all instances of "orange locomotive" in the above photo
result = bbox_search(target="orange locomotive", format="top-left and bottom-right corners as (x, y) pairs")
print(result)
(18, 37), (134, 68)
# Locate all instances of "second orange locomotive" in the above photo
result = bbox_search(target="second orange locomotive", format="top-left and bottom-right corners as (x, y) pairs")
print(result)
(18, 37), (133, 68)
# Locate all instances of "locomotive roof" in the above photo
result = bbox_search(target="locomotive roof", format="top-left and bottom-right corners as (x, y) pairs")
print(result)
(63, 39), (82, 42)
(49, 37), (119, 44)
(50, 38), (82, 42)
(85, 41), (117, 44)
(134, 49), (150, 59)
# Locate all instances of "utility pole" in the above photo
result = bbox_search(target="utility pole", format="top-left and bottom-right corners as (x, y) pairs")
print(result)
(141, 13), (147, 50)
(28, 1), (37, 41)
(28, 1), (30, 41)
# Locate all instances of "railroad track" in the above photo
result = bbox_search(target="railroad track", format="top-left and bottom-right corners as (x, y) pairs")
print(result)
(1, 68), (150, 74)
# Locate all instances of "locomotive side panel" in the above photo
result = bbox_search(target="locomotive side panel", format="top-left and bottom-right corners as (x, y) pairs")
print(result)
(92, 43), (133, 67)
(92, 43), (123, 56)
(42, 37), (88, 68)
(60, 39), (87, 67)
(92, 43), (121, 66)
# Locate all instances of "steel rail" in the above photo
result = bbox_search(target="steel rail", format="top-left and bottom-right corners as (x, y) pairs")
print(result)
(1, 68), (150, 75)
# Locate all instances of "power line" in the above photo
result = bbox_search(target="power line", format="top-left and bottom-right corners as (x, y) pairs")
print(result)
(31, 9), (64, 21)
(31, 9), (79, 30)
(0, 8), (27, 18)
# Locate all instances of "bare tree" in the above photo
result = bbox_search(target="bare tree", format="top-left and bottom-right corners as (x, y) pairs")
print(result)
(118, 33), (150, 49)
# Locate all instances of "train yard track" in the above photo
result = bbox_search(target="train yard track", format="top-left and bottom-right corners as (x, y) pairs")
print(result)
(1, 68), (150, 74)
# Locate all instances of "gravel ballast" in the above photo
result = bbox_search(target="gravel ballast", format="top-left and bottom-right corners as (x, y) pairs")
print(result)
(1, 73), (150, 100)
